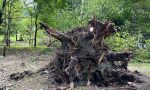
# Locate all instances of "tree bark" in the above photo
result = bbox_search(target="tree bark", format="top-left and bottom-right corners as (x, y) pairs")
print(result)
(33, 3), (39, 47)
(34, 13), (38, 47)
(6, 0), (14, 47)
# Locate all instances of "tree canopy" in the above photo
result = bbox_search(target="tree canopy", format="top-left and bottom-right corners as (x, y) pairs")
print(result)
(0, 0), (149, 54)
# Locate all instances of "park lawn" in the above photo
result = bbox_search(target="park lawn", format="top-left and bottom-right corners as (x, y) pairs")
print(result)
(129, 62), (150, 75)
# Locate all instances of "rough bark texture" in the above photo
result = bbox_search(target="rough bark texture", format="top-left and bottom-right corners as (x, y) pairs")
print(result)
(40, 19), (139, 88)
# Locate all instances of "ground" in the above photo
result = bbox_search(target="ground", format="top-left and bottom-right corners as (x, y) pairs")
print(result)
(0, 47), (52, 90)
(129, 63), (150, 75)
(0, 47), (150, 90)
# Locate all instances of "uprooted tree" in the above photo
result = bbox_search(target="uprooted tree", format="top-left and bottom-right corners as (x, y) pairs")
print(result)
(40, 19), (141, 88)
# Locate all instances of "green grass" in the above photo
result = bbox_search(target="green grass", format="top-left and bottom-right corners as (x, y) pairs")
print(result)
(0, 36), (3, 41)
(129, 62), (150, 75)
(0, 35), (56, 56)
(10, 41), (30, 47)
(0, 35), (45, 47)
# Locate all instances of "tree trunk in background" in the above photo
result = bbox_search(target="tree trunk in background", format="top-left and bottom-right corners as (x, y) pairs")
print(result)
(15, 29), (18, 41)
(6, 0), (14, 47)
(29, 32), (31, 45)
(0, 0), (7, 24)
(7, 1), (10, 46)
(29, 14), (33, 46)
(34, 14), (38, 47)
(34, 3), (39, 47)
(3, 2), (7, 57)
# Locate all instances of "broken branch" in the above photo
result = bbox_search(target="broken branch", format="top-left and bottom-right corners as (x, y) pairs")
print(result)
(40, 22), (71, 42)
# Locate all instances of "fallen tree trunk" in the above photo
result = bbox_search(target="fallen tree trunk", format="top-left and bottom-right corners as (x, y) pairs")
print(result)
(40, 19), (140, 88)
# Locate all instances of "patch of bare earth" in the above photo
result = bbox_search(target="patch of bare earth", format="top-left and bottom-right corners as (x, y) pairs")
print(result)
(1, 54), (150, 90)
(0, 54), (51, 90)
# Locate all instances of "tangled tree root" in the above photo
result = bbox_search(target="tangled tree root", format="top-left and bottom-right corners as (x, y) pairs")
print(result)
(39, 19), (144, 88)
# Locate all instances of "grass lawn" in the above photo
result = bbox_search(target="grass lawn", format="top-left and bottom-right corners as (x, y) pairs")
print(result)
(129, 62), (150, 75)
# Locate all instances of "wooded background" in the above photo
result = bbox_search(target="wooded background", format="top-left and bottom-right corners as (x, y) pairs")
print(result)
(0, 0), (150, 61)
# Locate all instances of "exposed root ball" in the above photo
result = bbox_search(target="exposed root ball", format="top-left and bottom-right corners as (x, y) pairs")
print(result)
(40, 19), (142, 88)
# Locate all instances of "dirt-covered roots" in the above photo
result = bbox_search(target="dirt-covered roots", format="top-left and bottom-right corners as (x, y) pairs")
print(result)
(9, 71), (33, 81)
(40, 19), (141, 88)
(48, 65), (143, 87)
